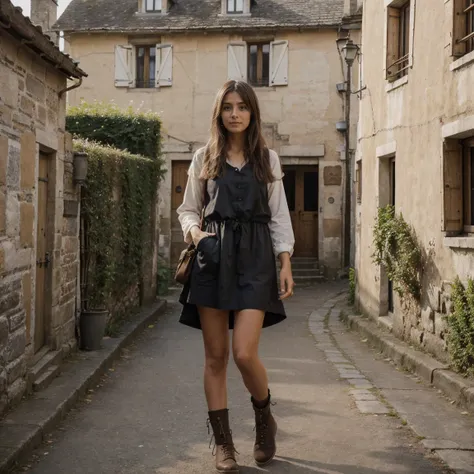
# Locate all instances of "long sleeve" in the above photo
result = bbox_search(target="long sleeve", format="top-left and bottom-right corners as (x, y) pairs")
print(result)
(177, 150), (206, 244)
(267, 150), (295, 257)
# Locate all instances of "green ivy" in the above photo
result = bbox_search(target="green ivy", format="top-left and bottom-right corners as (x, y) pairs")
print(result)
(156, 257), (172, 296)
(446, 277), (474, 376)
(348, 268), (356, 305)
(76, 139), (165, 327)
(372, 205), (422, 302)
(67, 100), (162, 161)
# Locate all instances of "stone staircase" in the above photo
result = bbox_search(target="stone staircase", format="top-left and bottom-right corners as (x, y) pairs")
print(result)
(277, 257), (325, 285)
(27, 346), (62, 393)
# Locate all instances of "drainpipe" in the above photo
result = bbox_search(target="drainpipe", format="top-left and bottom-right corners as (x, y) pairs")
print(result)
(344, 62), (352, 269)
(58, 77), (83, 98)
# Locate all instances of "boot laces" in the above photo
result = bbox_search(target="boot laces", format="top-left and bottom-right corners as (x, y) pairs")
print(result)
(254, 400), (276, 447)
(206, 418), (239, 458)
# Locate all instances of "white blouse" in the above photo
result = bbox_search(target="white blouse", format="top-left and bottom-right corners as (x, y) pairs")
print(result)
(177, 148), (295, 257)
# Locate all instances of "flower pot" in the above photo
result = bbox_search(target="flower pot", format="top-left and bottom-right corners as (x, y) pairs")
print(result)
(80, 309), (108, 351)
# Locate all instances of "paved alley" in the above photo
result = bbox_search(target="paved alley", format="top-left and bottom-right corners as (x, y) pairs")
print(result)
(14, 283), (460, 474)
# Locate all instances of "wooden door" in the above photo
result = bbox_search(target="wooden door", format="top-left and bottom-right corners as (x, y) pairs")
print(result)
(171, 161), (192, 264)
(35, 153), (49, 352)
(283, 166), (319, 258)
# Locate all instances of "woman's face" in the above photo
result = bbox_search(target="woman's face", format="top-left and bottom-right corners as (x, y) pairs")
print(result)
(220, 92), (251, 135)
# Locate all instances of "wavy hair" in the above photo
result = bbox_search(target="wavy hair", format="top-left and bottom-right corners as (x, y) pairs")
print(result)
(200, 80), (274, 184)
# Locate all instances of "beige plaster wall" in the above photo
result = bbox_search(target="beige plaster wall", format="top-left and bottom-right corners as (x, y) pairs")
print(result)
(65, 28), (359, 272)
(355, 0), (474, 361)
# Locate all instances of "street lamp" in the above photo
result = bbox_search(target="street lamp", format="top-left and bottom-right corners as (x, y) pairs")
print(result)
(342, 39), (359, 67)
(338, 37), (360, 268)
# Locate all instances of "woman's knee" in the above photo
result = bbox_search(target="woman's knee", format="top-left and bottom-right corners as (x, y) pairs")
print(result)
(233, 348), (257, 371)
(205, 348), (229, 375)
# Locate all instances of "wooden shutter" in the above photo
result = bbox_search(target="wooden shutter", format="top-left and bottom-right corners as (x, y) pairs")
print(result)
(442, 138), (463, 232)
(270, 40), (289, 86)
(452, 0), (467, 57)
(115, 45), (134, 87)
(227, 42), (247, 81)
(156, 44), (173, 87)
(386, 7), (400, 80)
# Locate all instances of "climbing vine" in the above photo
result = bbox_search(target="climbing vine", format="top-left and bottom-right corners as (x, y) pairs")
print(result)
(446, 277), (474, 376)
(348, 268), (356, 305)
(76, 139), (165, 328)
(372, 205), (422, 302)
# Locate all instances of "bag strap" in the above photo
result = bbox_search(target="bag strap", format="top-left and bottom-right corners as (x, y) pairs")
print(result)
(199, 179), (209, 230)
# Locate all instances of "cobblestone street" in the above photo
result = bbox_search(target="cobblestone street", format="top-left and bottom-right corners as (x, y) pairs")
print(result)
(12, 282), (470, 473)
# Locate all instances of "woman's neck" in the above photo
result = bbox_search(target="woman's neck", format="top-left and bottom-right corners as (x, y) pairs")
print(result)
(227, 133), (245, 154)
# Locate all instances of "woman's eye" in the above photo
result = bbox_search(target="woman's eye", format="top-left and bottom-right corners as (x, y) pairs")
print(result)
(223, 106), (231, 111)
(240, 105), (248, 111)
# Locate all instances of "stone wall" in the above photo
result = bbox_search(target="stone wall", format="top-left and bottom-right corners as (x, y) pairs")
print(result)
(0, 27), (79, 414)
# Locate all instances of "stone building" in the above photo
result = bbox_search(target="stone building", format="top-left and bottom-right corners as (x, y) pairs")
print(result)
(355, 0), (474, 361)
(53, 0), (361, 279)
(0, 0), (86, 414)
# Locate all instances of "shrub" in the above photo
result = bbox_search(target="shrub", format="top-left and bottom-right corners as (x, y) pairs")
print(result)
(446, 277), (474, 376)
(67, 100), (162, 161)
(372, 205), (422, 302)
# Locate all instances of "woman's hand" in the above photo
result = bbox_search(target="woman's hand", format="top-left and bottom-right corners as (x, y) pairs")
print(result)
(190, 226), (215, 246)
(278, 252), (295, 300)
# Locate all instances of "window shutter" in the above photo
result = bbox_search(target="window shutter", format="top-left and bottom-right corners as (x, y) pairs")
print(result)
(227, 42), (247, 81)
(452, 0), (467, 57)
(270, 40), (289, 86)
(115, 45), (134, 87)
(442, 138), (463, 232)
(386, 7), (400, 80)
(156, 44), (173, 87)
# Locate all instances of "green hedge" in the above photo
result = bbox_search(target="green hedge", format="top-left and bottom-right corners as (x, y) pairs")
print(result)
(76, 139), (165, 331)
(67, 101), (162, 161)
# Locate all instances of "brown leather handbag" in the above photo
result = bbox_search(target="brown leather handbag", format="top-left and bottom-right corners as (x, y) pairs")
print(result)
(174, 182), (208, 285)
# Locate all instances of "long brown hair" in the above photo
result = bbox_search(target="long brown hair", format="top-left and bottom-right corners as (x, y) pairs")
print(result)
(200, 80), (274, 183)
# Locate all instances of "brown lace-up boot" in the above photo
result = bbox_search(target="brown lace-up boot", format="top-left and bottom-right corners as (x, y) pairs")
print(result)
(207, 409), (239, 473)
(251, 390), (277, 466)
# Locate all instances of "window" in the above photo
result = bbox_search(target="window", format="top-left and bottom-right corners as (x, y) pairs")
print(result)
(227, 0), (243, 14)
(386, 1), (411, 81)
(227, 41), (288, 86)
(146, 0), (162, 12)
(136, 45), (156, 88)
(463, 139), (474, 231)
(248, 43), (270, 87)
(453, 0), (474, 57)
(115, 44), (173, 88)
(442, 138), (474, 234)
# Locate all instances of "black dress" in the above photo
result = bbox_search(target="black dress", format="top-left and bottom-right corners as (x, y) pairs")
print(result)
(179, 161), (286, 330)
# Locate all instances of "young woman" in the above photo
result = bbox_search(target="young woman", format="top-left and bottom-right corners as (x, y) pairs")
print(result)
(177, 80), (295, 473)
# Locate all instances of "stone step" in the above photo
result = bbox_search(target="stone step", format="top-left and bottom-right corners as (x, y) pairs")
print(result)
(28, 350), (62, 392)
(294, 275), (325, 284)
(292, 268), (323, 277)
(33, 365), (61, 392)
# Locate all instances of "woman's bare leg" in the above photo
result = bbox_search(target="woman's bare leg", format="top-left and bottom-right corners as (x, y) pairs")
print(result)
(232, 309), (268, 401)
(199, 306), (230, 411)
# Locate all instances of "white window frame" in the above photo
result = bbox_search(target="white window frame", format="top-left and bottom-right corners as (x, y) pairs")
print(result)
(145, 0), (162, 12)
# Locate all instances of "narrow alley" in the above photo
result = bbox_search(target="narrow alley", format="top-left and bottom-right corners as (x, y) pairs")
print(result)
(11, 283), (472, 474)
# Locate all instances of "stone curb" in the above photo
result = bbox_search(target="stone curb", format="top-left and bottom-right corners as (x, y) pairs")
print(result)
(0, 299), (167, 473)
(339, 307), (474, 414)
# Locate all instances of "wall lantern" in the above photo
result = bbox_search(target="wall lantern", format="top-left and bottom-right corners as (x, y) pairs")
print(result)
(341, 39), (359, 67)
(73, 151), (88, 185)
